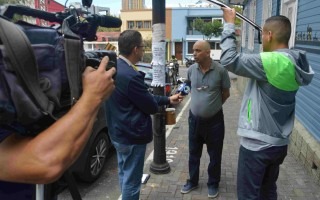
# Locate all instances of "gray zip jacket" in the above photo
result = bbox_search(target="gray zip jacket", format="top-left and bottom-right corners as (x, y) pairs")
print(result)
(220, 23), (314, 146)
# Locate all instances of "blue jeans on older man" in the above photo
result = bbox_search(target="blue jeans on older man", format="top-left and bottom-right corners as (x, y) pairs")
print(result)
(112, 141), (146, 200)
(188, 110), (225, 188)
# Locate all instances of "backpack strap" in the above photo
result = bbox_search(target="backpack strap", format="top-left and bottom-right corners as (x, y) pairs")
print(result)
(63, 39), (82, 104)
(0, 15), (55, 117)
(62, 18), (83, 105)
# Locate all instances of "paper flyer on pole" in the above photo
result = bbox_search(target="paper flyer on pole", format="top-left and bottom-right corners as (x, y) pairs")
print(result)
(151, 41), (166, 87)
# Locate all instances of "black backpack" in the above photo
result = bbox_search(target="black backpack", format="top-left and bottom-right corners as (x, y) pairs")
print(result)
(0, 12), (83, 136)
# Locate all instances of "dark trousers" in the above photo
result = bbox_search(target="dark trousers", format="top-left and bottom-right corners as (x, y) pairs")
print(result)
(188, 110), (225, 188)
(237, 145), (288, 200)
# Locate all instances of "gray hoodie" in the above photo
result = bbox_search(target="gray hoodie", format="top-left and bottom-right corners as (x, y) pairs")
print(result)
(220, 23), (314, 147)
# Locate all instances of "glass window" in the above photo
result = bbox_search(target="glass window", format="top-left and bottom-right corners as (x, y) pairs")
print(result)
(128, 21), (134, 29)
(209, 42), (216, 49)
(216, 43), (221, 50)
(144, 21), (151, 29)
(136, 21), (143, 29)
(188, 42), (195, 54)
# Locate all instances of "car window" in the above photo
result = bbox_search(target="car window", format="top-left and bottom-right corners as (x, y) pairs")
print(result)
(137, 66), (153, 79)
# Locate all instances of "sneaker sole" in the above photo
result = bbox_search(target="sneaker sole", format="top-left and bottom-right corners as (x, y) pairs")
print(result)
(208, 191), (219, 198)
(180, 185), (199, 194)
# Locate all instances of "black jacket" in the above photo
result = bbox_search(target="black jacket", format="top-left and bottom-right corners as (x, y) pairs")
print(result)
(105, 58), (169, 145)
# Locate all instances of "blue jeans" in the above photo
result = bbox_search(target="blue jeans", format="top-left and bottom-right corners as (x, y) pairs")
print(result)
(188, 110), (225, 188)
(112, 141), (147, 200)
(237, 145), (288, 200)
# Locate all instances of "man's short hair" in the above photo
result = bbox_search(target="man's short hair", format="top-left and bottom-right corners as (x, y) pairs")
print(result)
(265, 15), (292, 44)
(118, 30), (142, 56)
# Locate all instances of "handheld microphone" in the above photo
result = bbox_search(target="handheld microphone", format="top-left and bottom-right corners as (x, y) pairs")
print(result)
(176, 80), (191, 96)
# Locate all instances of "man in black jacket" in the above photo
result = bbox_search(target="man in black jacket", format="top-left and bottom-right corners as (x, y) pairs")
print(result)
(105, 30), (183, 200)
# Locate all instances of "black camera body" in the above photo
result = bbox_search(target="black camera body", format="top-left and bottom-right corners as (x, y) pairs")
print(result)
(0, 4), (121, 135)
(84, 50), (117, 79)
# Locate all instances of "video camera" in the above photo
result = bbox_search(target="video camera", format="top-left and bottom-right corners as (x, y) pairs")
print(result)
(0, 2), (120, 67)
(0, 0), (121, 135)
(84, 50), (117, 78)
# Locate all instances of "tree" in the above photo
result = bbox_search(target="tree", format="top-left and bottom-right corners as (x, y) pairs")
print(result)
(233, 5), (243, 27)
(193, 18), (223, 40)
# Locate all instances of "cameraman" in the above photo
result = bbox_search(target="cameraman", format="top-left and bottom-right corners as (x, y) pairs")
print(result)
(0, 57), (116, 199)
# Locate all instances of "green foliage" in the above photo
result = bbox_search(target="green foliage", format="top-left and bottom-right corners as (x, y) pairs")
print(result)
(232, 5), (243, 27)
(142, 52), (152, 63)
(143, 39), (152, 51)
(193, 18), (223, 40)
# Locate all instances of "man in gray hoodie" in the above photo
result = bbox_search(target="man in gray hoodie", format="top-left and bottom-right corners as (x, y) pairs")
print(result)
(221, 8), (314, 200)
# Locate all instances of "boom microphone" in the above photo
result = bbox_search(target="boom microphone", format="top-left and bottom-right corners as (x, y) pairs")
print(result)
(0, 4), (57, 22)
(1, 5), (122, 28)
(86, 14), (122, 28)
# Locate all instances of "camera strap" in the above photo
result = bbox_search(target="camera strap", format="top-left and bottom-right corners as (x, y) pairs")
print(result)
(62, 18), (83, 105)
(64, 38), (82, 105)
(0, 16), (55, 117)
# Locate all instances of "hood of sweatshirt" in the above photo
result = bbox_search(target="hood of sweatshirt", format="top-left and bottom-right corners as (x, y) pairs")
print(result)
(277, 48), (314, 86)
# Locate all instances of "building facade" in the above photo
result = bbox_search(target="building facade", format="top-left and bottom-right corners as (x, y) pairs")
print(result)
(122, 0), (145, 10)
(120, 9), (153, 40)
(168, 7), (223, 62)
(120, 5), (224, 62)
(239, 0), (320, 185)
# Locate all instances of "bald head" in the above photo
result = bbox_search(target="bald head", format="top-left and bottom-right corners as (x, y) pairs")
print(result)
(193, 40), (212, 65)
(194, 40), (211, 51)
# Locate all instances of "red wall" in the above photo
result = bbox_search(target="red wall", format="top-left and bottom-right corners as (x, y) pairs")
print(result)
(47, 0), (65, 13)
(34, 0), (64, 25)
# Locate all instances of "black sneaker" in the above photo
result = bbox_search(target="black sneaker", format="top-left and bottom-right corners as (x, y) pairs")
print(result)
(208, 186), (219, 198)
(180, 180), (198, 194)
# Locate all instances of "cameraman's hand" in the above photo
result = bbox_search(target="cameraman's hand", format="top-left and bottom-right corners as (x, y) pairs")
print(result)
(82, 56), (116, 104)
(169, 92), (184, 105)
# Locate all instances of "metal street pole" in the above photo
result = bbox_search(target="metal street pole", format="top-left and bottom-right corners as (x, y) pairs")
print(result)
(150, 0), (170, 174)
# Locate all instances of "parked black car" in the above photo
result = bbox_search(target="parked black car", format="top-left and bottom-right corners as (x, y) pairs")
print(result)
(136, 62), (173, 96)
(70, 104), (112, 183)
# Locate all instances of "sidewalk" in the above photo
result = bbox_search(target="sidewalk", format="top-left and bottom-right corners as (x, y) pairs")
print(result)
(140, 81), (320, 200)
